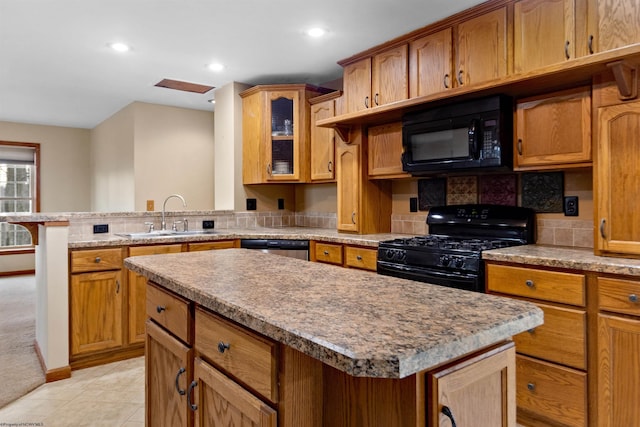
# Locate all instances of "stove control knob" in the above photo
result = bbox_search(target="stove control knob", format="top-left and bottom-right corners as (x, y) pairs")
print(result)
(439, 255), (451, 267)
(454, 258), (464, 268)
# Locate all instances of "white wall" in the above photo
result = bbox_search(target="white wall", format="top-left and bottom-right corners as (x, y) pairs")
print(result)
(90, 105), (135, 211)
(0, 121), (92, 212)
(134, 102), (215, 211)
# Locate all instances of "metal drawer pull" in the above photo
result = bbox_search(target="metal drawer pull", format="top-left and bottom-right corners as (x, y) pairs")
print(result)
(527, 328), (536, 334)
(218, 342), (230, 353)
(187, 380), (198, 411)
(94, 257), (101, 263)
(356, 255), (363, 261)
(525, 279), (534, 288)
(175, 367), (186, 396)
(441, 405), (457, 427)
(156, 305), (166, 314)
(630, 294), (639, 303)
(527, 382), (535, 391)
(324, 250), (329, 255)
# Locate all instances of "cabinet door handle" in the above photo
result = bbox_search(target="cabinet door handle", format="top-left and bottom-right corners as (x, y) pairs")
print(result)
(457, 70), (464, 85)
(156, 305), (166, 314)
(175, 367), (186, 396)
(443, 74), (449, 88)
(600, 218), (607, 239)
(217, 342), (231, 353)
(588, 35), (594, 54)
(356, 255), (362, 261)
(328, 161), (333, 172)
(564, 40), (570, 60)
(630, 294), (638, 303)
(527, 382), (536, 391)
(323, 250), (329, 256)
(441, 405), (458, 427)
(364, 96), (369, 108)
(94, 256), (101, 263)
(374, 93), (379, 106)
(351, 212), (356, 224)
(115, 280), (120, 294)
(188, 380), (198, 411)
(525, 279), (534, 288)
(527, 328), (536, 334)
(267, 163), (272, 176)
(517, 138), (523, 156)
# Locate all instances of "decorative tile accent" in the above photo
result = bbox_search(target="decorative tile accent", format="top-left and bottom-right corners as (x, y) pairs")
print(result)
(418, 178), (446, 210)
(446, 176), (478, 205)
(479, 174), (517, 206)
(521, 172), (564, 213)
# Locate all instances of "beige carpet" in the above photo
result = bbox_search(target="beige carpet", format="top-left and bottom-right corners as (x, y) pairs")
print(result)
(0, 275), (45, 409)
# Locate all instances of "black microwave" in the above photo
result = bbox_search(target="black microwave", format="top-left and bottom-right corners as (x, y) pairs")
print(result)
(401, 95), (513, 175)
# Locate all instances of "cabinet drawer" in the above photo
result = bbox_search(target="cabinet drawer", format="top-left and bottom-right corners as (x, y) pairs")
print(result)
(129, 244), (182, 257)
(597, 276), (640, 316)
(486, 264), (585, 306)
(513, 303), (586, 370)
(516, 355), (586, 427)
(188, 240), (237, 251)
(195, 307), (278, 403)
(314, 242), (343, 265)
(146, 282), (192, 344)
(70, 248), (123, 273)
(344, 246), (377, 271)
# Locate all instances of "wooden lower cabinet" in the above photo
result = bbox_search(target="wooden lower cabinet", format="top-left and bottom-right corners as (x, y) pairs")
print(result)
(147, 281), (518, 427)
(486, 262), (588, 427)
(128, 244), (183, 345)
(192, 357), (277, 427)
(146, 319), (193, 427)
(597, 274), (640, 427)
(70, 269), (124, 356)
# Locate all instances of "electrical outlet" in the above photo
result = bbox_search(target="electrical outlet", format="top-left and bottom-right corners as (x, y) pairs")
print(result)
(278, 198), (285, 210)
(202, 220), (215, 229)
(246, 198), (257, 211)
(93, 224), (109, 234)
(564, 196), (579, 216)
(409, 197), (418, 212)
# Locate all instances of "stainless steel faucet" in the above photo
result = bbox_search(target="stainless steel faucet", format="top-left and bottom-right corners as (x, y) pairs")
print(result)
(161, 194), (187, 231)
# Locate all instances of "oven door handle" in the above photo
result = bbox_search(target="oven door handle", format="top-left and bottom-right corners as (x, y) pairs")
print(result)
(377, 261), (481, 291)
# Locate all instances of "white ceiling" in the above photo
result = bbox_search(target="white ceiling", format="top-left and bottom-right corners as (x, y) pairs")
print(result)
(0, 0), (484, 129)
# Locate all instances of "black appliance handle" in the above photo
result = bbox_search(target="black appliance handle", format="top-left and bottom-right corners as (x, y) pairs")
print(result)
(468, 119), (482, 160)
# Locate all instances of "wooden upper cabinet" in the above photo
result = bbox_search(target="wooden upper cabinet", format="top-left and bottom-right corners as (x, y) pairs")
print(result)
(368, 122), (409, 178)
(588, 0), (640, 54)
(514, 0), (578, 73)
(241, 84), (329, 184)
(410, 28), (454, 97)
(515, 86), (592, 170)
(309, 92), (341, 182)
(342, 44), (408, 114)
(371, 44), (409, 107)
(456, 7), (508, 86)
(595, 99), (640, 256)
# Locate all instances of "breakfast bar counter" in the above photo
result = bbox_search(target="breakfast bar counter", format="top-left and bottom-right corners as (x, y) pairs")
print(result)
(125, 248), (542, 426)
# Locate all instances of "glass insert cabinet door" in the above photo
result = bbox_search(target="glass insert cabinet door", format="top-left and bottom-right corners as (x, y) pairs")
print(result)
(267, 90), (300, 180)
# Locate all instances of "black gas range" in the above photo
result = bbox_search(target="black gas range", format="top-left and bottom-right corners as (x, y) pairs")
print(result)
(377, 204), (536, 292)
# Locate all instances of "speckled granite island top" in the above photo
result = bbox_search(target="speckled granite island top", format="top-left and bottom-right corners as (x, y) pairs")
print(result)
(483, 244), (640, 277)
(125, 248), (542, 379)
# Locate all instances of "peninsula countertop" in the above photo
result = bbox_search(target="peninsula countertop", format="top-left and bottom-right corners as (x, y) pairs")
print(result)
(125, 248), (542, 379)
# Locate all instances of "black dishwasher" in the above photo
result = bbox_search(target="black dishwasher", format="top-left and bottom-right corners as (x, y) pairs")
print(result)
(240, 239), (309, 260)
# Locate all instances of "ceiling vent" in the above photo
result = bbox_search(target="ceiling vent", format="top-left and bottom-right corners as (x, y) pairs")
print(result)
(154, 79), (215, 94)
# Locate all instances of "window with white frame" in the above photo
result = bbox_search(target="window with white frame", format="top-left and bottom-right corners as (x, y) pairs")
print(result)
(0, 142), (39, 248)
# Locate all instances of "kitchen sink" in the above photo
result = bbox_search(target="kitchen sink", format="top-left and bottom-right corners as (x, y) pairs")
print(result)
(116, 230), (217, 239)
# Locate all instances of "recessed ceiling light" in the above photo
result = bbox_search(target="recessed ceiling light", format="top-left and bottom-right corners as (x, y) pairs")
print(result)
(306, 27), (326, 38)
(207, 63), (224, 72)
(109, 42), (131, 52)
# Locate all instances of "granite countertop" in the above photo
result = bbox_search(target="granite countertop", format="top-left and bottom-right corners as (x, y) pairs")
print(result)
(125, 248), (542, 379)
(483, 244), (640, 277)
(67, 227), (405, 249)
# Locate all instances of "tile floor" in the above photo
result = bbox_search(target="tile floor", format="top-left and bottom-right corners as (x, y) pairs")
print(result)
(0, 357), (144, 427)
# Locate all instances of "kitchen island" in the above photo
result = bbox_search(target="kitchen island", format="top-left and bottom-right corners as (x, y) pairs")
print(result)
(125, 248), (543, 427)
